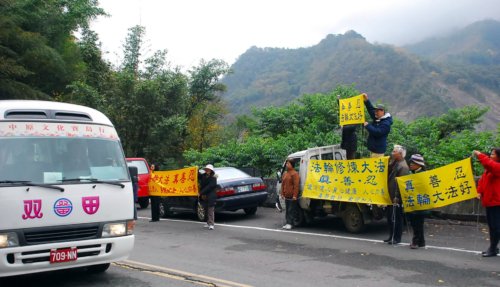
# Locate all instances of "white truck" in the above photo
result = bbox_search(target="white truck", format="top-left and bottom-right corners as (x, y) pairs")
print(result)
(276, 145), (385, 233)
(0, 100), (135, 277)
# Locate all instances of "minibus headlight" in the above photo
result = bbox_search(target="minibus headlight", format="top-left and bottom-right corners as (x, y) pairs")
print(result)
(102, 223), (127, 237)
(0, 232), (19, 248)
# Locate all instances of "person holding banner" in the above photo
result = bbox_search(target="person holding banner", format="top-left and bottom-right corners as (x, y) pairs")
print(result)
(200, 164), (217, 230)
(406, 154), (429, 249)
(149, 163), (161, 222)
(384, 145), (409, 245)
(362, 93), (392, 157)
(280, 159), (300, 230)
(474, 148), (500, 257)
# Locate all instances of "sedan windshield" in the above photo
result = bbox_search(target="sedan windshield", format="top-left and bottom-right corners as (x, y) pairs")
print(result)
(127, 160), (149, 174)
(0, 137), (128, 184)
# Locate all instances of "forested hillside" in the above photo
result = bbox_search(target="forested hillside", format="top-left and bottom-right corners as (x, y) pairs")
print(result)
(222, 21), (500, 130)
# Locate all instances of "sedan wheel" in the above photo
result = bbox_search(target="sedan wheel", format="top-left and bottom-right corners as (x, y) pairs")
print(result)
(159, 200), (172, 218)
(244, 207), (257, 215)
(196, 201), (206, 222)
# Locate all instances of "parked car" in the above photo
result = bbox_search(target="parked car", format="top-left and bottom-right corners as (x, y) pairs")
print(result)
(159, 167), (268, 221)
(126, 157), (151, 208)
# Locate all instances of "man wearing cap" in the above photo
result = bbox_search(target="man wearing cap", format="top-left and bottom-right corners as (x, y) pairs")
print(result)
(200, 164), (217, 230)
(407, 154), (429, 249)
(362, 93), (393, 157)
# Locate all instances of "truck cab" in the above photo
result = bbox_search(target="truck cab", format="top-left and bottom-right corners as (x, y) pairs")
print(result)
(276, 144), (384, 233)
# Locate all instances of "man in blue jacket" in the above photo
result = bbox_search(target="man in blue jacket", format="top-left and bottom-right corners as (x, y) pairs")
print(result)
(362, 93), (393, 157)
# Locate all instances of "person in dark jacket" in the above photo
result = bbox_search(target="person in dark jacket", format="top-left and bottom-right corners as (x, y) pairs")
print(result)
(341, 124), (358, 160)
(200, 164), (217, 230)
(406, 154), (429, 249)
(149, 163), (161, 222)
(385, 144), (409, 245)
(474, 148), (500, 257)
(362, 93), (393, 157)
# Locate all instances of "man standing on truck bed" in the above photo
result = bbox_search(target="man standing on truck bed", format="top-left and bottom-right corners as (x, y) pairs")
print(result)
(362, 93), (393, 157)
(281, 159), (300, 230)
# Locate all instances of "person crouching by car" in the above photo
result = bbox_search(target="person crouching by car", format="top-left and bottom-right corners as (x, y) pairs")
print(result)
(280, 159), (299, 230)
(200, 164), (217, 230)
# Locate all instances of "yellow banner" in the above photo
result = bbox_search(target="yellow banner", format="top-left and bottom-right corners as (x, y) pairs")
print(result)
(397, 158), (477, 212)
(339, 94), (365, 126)
(302, 157), (391, 205)
(149, 166), (199, 196)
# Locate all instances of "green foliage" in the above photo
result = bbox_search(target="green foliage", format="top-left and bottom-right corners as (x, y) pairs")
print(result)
(0, 0), (105, 99)
(387, 105), (493, 174)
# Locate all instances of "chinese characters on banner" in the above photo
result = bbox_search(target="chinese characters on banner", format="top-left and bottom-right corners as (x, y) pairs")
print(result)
(302, 157), (391, 205)
(396, 158), (477, 212)
(149, 167), (198, 196)
(339, 94), (365, 126)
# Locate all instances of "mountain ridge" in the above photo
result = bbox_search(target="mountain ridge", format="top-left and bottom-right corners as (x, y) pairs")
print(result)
(221, 20), (500, 130)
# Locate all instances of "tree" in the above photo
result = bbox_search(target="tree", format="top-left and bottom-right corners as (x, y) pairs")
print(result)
(0, 0), (105, 99)
(183, 59), (231, 152)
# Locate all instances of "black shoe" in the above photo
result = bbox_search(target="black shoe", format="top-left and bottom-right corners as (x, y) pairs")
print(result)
(482, 248), (499, 255)
(387, 240), (401, 245)
(482, 251), (498, 257)
(149, 219), (159, 222)
(383, 238), (392, 243)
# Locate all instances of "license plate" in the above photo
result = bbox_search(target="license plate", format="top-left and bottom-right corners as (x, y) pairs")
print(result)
(238, 185), (250, 192)
(50, 247), (78, 264)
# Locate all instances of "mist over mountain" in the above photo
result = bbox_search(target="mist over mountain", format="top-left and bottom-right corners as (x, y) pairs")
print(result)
(221, 20), (500, 130)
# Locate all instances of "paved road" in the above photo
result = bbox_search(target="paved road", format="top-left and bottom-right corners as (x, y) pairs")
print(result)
(2, 206), (499, 286)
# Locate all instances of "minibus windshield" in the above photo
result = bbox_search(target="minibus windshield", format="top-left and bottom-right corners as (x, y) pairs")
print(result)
(0, 137), (129, 184)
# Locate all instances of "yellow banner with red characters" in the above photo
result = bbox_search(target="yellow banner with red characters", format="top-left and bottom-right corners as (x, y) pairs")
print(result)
(397, 158), (477, 212)
(302, 157), (391, 205)
(339, 94), (365, 126)
(149, 167), (198, 196)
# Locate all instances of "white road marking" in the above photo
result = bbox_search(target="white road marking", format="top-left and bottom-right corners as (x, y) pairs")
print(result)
(137, 216), (483, 254)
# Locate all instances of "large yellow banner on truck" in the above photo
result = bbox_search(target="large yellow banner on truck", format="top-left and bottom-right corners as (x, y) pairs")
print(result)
(302, 157), (391, 205)
(339, 94), (365, 126)
(397, 158), (477, 212)
(149, 166), (199, 196)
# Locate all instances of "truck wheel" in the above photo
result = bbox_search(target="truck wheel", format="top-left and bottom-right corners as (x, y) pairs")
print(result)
(302, 209), (314, 225)
(159, 200), (173, 218)
(87, 263), (110, 273)
(196, 201), (206, 222)
(244, 207), (257, 215)
(138, 197), (149, 209)
(342, 204), (366, 233)
(292, 207), (305, 227)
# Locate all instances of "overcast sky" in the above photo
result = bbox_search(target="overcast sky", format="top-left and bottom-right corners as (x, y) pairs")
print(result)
(91, 0), (500, 69)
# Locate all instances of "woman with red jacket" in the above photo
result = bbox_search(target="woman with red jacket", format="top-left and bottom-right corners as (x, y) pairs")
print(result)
(474, 148), (500, 257)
